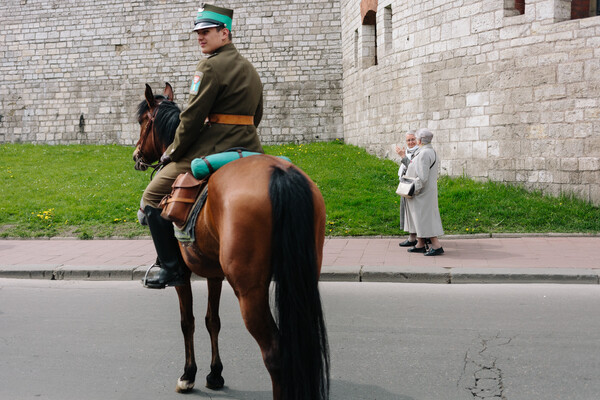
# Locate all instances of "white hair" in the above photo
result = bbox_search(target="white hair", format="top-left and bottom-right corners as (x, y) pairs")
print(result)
(416, 128), (433, 144)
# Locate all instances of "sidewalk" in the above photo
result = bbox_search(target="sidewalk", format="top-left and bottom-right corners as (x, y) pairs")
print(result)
(0, 235), (599, 284)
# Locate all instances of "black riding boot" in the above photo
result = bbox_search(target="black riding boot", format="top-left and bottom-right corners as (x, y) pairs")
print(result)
(142, 206), (187, 289)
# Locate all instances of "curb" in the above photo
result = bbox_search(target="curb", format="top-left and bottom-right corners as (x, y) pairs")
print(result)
(1, 233), (599, 241)
(2, 264), (599, 284)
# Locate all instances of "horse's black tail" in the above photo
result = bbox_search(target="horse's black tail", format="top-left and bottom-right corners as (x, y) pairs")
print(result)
(268, 165), (330, 400)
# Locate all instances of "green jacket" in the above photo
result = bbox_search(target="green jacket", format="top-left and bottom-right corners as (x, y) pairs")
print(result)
(166, 43), (264, 162)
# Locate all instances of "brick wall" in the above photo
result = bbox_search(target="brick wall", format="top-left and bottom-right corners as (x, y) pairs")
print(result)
(342, 0), (600, 204)
(0, 0), (343, 145)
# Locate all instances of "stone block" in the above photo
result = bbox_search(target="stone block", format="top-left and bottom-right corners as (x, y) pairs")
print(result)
(533, 84), (566, 101)
(557, 62), (584, 83)
(472, 140), (488, 158)
(466, 115), (490, 127)
(466, 91), (490, 106)
(561, 157), (579, 171)
(579, 157), (600, 171)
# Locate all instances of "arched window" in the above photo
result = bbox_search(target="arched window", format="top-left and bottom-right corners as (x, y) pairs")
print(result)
(360, 0), (378, 68)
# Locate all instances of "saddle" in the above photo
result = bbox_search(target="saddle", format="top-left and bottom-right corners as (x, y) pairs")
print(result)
(159, 149), (252, 229)
(159, 149), (292, 233)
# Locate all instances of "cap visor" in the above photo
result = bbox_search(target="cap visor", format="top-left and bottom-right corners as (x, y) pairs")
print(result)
(193, 21), (221, 31)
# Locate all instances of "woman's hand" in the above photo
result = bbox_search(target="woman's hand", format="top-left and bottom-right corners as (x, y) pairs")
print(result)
(395, 145), (406, 158)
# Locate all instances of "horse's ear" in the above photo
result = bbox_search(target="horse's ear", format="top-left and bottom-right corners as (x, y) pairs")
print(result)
(164, 82), (174, 101)
(145, 84), (157, 108)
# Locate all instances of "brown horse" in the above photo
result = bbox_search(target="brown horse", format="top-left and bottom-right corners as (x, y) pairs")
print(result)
(133, 83), (330, 400)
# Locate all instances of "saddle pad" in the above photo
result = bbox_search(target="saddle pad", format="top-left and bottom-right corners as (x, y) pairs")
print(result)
(191, 151), (291, 179)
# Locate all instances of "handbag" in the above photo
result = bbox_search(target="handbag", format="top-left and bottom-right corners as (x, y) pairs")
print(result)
(395, 150), (437, 198)
(396, 176), (416, 198)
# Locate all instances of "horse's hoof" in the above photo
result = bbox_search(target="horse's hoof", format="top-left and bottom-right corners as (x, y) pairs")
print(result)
(205, 373), (224, 390)
(176, 378), (195, 393)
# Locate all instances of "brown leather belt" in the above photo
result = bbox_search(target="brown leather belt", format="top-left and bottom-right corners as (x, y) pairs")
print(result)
(207, 113), (254, 125)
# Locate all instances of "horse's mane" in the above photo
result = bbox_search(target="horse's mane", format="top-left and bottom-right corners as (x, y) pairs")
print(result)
(136, 95), (181, 146)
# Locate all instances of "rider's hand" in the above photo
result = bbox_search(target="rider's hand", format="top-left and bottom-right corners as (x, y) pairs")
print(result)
(160, 152), (171, 165)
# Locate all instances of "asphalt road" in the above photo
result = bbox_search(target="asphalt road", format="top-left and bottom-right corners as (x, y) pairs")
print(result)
(1, 279), (599, 400)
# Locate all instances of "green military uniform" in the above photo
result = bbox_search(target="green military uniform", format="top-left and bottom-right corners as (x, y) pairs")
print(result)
(142, 3), (263, 289)
(142, 42), (264, 208)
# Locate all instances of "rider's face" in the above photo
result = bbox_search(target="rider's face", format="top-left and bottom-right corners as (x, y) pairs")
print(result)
(196, 27), (228, 54)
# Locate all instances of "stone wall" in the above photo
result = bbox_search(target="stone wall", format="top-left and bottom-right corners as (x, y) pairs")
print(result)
(342, 0), (600, 204)
(0, 0), (343, 145)
(3, 0), (600, 205)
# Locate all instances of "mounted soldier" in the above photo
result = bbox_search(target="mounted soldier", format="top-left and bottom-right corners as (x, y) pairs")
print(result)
(135, 3), (264, 289)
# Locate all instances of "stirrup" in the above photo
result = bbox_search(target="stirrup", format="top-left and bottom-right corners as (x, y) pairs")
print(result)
(142, 264), (186, 289)
(142, 263), (161, 288)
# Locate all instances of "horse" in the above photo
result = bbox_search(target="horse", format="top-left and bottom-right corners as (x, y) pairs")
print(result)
(132, 83), (330, 400)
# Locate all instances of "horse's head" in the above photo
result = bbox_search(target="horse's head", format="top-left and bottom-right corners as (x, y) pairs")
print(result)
(133, 82), (179, 170)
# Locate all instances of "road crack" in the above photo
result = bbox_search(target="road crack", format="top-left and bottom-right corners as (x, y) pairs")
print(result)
(458, 333), (513, 399)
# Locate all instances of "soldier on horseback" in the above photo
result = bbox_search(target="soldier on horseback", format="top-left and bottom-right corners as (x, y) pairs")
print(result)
(139, 3), (264, 289)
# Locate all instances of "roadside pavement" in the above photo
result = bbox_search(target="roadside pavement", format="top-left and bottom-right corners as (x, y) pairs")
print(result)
(0, 234), (599, 284)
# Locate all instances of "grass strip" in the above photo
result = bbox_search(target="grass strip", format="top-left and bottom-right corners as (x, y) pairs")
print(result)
(0, 142), (598, 238)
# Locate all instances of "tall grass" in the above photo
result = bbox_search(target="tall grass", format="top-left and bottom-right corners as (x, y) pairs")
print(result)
(0, 142), (598, 238)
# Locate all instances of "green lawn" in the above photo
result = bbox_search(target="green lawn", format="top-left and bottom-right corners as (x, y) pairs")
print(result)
(0, 141), (598, 238)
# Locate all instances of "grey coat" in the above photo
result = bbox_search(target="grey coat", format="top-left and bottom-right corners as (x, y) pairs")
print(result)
(403, 144), (444, 238)
(398, 151), (416, 231)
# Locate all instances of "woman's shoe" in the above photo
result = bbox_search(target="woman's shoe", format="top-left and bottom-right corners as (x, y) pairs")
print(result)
(424, 247), (444, 256)
(399, 239), (418, 247)
(407, 246), (427, 253)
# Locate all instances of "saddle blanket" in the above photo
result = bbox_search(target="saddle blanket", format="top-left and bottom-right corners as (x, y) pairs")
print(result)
(191, 151), (291, 179)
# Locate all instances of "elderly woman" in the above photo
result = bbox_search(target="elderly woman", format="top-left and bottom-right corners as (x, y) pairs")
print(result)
(403, 128), (444, 256)
(395, 130), (419, 247)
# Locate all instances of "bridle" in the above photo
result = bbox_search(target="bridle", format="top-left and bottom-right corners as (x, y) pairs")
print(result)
(135, 105), (165, 179)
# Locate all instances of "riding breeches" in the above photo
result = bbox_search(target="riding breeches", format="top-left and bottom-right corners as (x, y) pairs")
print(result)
(142, 160), (192, 209)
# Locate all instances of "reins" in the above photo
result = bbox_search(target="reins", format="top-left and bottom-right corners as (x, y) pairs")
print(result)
(141, 160), (165, 180)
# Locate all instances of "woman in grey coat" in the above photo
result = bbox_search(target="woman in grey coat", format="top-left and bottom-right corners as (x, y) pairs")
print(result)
(395, 130), (419, 247)
(403, 128), (444, 256)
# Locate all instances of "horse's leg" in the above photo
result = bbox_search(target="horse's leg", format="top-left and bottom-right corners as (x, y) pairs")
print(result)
(237, 289), (281, 400)
(175, 280), (197, 393)
(205, 277), (225, 389)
